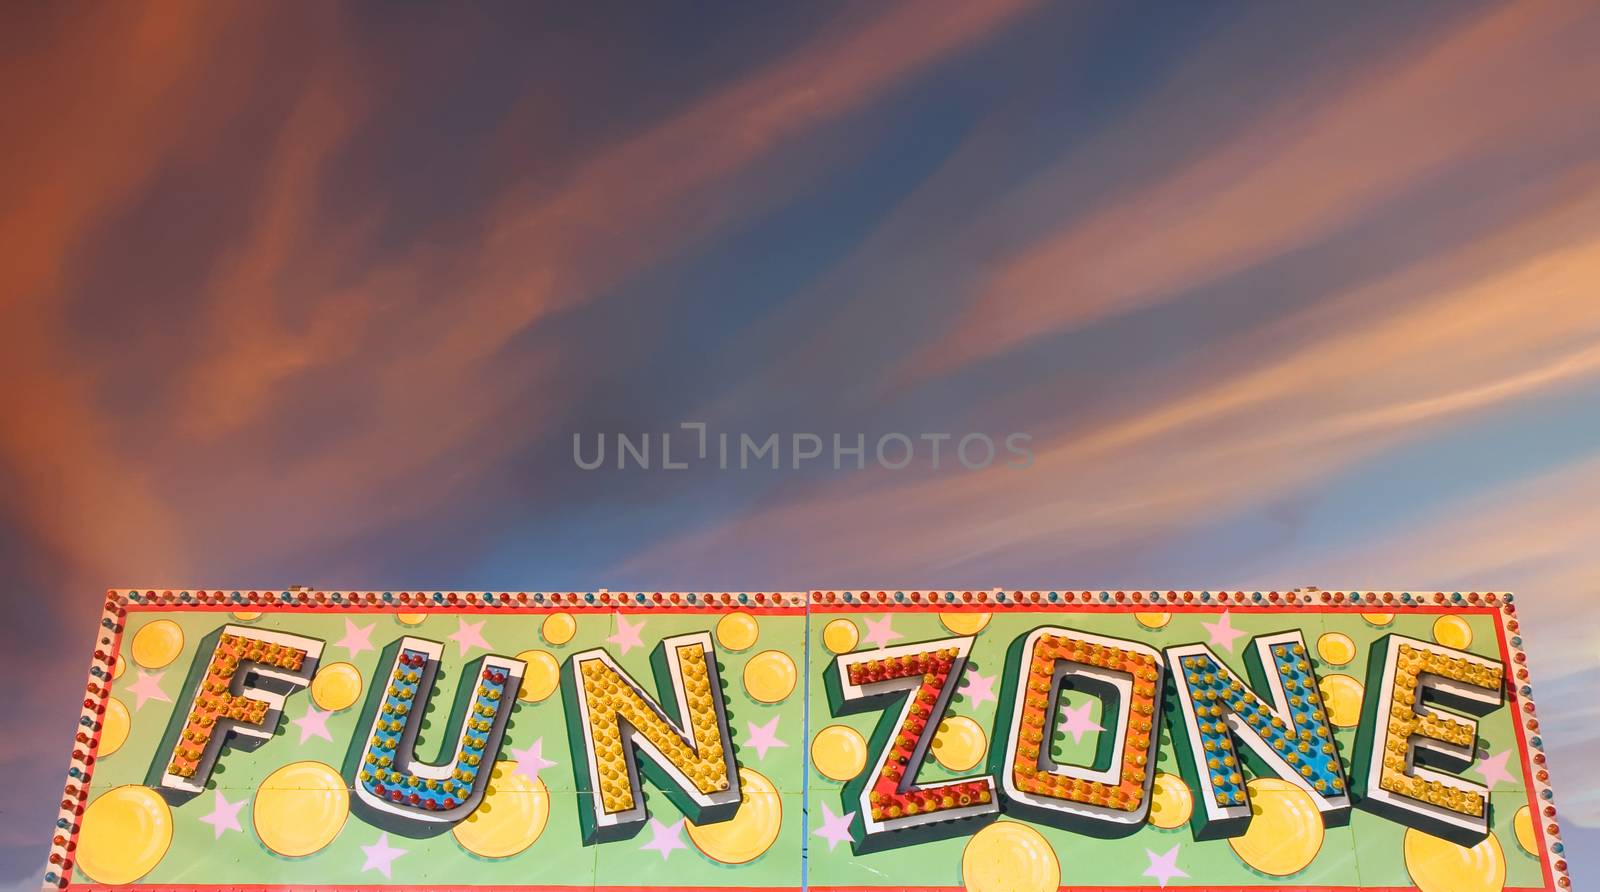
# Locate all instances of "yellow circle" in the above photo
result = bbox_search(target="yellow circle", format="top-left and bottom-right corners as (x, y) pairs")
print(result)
(542, 612), (576, 645)
(1149, 772), (1193, 829)
(310, 662), (363, 711)
(743, 650), (797, 704)
(1433, 615), (1474, 650)
(516, 650), (560, 703)
(932, 716), (987, 772)
(1319, 674), (1365, 728)
(812, 725), (868, 782)
(254, 761), (349, 857)
(1513, 805), (1537, 856)
(396, 613), (427, 626)
(112, 653), (126, 680)
(1362, 613), (1394, 627)
(77, 786), (172, 884)
(230, 611), (262, 622)
(961, 820), (1059, 892)
(1403, 827), (1506, 892)
(453, 762), (549, 858)
(1228, 778), (1324, 876)
(940, 612), (991, 635)
(1316, 632), (1356, 666)
(717, 612), (760, 651)
(131, 620), (184, 669)
(686, 767), (781, 864)
(98, 698), (131, 758)
(823, 619), (859, 654)
(1135, 612), (1171, 629)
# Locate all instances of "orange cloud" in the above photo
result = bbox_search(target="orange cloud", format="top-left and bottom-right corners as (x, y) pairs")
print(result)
(0, 3), (268, 597)
(0, 0), (1044, 542)
(404, 0), (1044, 381)
(170, 0), (1042, 441)
(905, 1), (1600, 380)
(13, 0), (1043, 576)
(175, 64), (377, 434)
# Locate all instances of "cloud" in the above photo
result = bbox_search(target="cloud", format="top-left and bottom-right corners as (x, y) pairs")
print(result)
(621, 175), (1600, 583)
(0, 0), (1045, 590)
(903, 2), (1600, 380)
(133, 0), (1044, 580)
(173, 65), (376, 434)
(174, 0), (1045, 433)
(0, 3), (264, 599)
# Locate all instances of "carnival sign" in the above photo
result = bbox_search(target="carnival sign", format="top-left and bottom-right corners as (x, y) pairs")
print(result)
(46, 589), (1567, 891)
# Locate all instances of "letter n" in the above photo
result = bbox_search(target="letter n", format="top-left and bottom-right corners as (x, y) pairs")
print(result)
(563, 632), (740, 843)
(1164, 632), (1352, 839)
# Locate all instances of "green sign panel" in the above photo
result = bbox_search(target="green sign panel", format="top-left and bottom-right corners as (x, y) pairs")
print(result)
(46, 589), (1568, 891)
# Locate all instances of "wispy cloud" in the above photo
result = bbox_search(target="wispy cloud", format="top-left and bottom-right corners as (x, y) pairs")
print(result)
(173, 0), (1044, 438)
(622, 177), (1600, 581)
(904, 2), (1600, 380)
(1, 0), (1044, 591)
(0, 3), (263, 594)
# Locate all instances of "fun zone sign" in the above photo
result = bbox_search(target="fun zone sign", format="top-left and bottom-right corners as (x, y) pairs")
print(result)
(47, 589), (1568, 891)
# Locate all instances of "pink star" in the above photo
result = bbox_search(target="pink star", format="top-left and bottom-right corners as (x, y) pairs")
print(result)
(1143, 844), (1187, 887)
(198, 790), (246, 839)
(743, 716), (788, 760)
(607, 614), (645, 655)
(449, 618), (491, 657)
(335, 619), (376, 657)
(960, 670), (997, 710)
(292, 704), (333, 744)
(1202, 612), (1246, 652)
(125, 670), (171, 711)
(861, 615), (900, 650)
(639, 818), (686, 861)
(507, 738), (556, 783)
(1475, 749), (1518, 790)
(1057, 700), (1102, 744)
(360, 832), (407, 878)
(813, 801), (855, 852)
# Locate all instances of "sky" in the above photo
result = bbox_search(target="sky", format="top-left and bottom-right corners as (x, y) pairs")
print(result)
(2, 0), (1600, 886)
